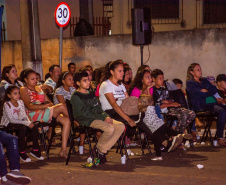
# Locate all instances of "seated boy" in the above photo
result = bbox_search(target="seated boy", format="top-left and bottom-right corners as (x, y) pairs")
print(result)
(151, 69), (195, 135)
(214, 74), (226, 105)
(173, 78), (186, 96)
(0, 131), (31, 185)
(71, 71), (125, 164)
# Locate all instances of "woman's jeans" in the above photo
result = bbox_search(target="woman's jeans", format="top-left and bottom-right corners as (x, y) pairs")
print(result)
(0, 131), (20, 177)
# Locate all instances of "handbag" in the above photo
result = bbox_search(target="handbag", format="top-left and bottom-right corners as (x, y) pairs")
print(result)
(120, 96), (139, 116)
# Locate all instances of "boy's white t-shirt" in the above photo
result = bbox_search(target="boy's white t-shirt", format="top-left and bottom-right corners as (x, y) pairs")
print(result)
(99, 79), (126, 111)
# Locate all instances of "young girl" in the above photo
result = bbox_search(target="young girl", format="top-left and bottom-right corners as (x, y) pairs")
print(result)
(94, 67), (105, 97)
(122, 66), (131, 91)
(129, 69), (154, 97)
(0, 64), (23, 101)
(19, 68), (71, 158)
(0, 85), (44, 162)
(54, 71), (75, 105)
(99, 60), (136, 126)
(138, 95), (183, 160)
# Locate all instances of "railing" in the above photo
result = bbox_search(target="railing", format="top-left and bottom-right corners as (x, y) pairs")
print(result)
(1, 21), (6, 41)
(70, 17), (111, 37)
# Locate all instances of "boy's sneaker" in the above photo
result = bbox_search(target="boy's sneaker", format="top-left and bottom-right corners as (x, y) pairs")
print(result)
(30, 150), (44, 160)
(169, 134), (183, 152)
(1, 179), (18, 185)
(6, 171), (31, 184)
(97, 150), (107, 164)
(151, 156), (163, 161)
(20, 153), (31, 162)
(168, 137), (178, 152)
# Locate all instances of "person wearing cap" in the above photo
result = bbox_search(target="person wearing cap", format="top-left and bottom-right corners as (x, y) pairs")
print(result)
(205, 76), (216, 86)
(214, 74), (226, 104)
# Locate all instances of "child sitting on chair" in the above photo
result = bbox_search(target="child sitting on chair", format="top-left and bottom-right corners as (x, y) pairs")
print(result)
(71, 71), (125, 164)
(138, 95), (183, 161)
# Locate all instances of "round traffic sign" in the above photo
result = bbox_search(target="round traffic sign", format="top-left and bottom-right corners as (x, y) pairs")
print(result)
(55, 2), (71, 27)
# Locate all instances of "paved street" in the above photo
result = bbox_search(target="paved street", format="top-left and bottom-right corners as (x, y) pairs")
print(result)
(18, 134), (226, 185)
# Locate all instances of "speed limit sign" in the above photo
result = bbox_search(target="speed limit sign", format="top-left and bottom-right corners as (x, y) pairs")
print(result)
(55, 2), (71, 27)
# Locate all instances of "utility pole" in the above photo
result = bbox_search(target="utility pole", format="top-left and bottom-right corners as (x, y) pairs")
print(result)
(20, 0), (43, 77)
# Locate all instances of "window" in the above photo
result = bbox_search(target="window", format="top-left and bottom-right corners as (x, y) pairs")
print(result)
(134, 0), (180, 19)
(203, 0), (226, 24)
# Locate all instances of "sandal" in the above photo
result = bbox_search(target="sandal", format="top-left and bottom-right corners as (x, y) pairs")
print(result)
(59, 150), (68, 159)
(84, 148), (89, 154)
(218, 139), (226, 146)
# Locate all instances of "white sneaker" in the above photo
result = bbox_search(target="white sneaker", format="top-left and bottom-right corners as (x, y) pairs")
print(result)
(151, 157), (163, 161)
(6, 171), (31, 184)
(168, 137), (178, 152)
(130, 143), (138, 146)
(30, 150), (44, 160)
(19, 153), (31, 162)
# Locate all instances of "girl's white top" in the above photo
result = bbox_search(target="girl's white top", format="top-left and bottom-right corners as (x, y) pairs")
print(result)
(1, 100), (31, 127)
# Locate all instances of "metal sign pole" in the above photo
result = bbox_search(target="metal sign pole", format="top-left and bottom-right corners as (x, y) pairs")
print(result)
(55, 2), (71, 69)
(59, 27), (63, 68)
(140, 45), (144, 65)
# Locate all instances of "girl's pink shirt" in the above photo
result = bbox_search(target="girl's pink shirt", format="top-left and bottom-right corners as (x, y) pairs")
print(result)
(95, 84), (100, 97)
(130, 87), (153, 97)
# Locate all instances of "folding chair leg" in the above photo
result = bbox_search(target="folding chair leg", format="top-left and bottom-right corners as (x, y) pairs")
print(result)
(40, 132), (48, 158)
(119, 135), (124, 156)
(40, 125), (48, 159)
(201, 119), (209, 143)
(47, 125), (56, 159)
(207, 118), (212, 142)
(121, 135), (129, 160)
(145, 134), (152, 155)
(138, 129), (144, 155)
(116, 139), (120, 154)
(86, 129), (96, 167)
(66, 136), (75, 165)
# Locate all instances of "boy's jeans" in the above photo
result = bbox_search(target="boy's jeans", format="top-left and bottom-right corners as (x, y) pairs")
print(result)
(90, 119), (125, 154)
(0, 131), (20, 177)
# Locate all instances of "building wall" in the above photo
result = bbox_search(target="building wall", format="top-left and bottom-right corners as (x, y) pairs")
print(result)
(1, 28), (225, 84)
(93, 0), (103, 17)
(5, 0), (226, 40)
(111, 0), (226, 35)
(5, 0), (80, 41)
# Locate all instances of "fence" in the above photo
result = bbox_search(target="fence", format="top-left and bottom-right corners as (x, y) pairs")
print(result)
(70, 17), (111, 37)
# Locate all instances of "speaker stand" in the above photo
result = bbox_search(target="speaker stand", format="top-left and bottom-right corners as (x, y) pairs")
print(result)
(140, 45), (144, 65)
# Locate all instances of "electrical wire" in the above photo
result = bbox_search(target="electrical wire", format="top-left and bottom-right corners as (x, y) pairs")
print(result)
(144, 26), (154, 64)
(144, 44), (150, 64)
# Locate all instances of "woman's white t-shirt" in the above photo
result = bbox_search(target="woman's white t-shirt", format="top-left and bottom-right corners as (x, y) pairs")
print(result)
(99, 79), (126, 111)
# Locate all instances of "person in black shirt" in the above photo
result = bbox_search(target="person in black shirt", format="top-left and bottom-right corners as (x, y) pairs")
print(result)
(214, 74), (226, 104)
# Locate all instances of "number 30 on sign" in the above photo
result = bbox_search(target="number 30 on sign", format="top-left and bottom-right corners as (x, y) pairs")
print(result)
(55, 2), (71, 27)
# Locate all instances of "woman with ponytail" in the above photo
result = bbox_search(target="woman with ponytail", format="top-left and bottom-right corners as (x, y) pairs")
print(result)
(99, 60), (136, 127)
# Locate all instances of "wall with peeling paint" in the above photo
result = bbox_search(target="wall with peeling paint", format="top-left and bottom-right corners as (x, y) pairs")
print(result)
(1, 28), (226, 84)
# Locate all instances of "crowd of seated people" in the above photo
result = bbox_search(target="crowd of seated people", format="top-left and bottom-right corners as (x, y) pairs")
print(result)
(0, 61), (226, 182)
